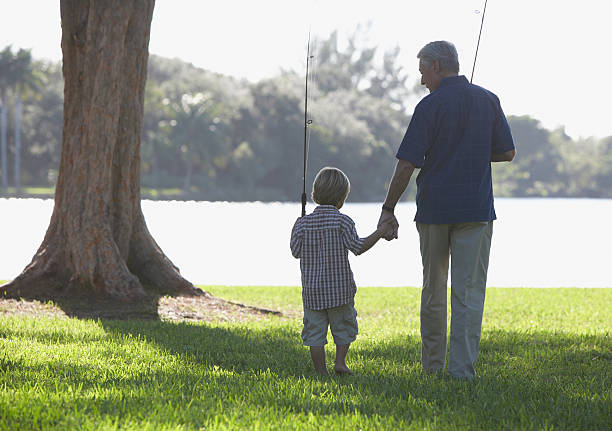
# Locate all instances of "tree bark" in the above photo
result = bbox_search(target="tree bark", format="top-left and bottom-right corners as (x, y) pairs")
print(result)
(2, 0), (201, 301)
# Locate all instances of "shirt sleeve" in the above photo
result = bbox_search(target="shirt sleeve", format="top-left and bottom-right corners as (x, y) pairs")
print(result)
(290, 218), (303, 258)
(396, 101), (431, 168)
(341, 217), (365, 256)
(491, 97), (515, 154)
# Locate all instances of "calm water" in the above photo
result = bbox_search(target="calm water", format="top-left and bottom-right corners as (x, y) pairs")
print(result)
(1, 198), (611, 287)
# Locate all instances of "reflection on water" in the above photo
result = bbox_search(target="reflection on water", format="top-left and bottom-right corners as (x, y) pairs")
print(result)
(1, 198), (610, 287)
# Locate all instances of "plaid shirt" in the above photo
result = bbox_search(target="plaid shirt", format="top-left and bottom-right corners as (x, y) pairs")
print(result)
(290, 205), (365, 310)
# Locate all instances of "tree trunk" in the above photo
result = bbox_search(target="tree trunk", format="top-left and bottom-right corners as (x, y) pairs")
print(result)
(183, 155), (193, 192)
(14, 85), (21, 192)
(2, 0), (200, 301)
(0, 90), (7, 193)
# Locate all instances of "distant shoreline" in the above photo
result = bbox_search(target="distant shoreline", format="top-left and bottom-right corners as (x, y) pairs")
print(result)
(2, 191), (612, 203)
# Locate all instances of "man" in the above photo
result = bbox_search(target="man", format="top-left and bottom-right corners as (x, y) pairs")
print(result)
(378, 41), (516, 379)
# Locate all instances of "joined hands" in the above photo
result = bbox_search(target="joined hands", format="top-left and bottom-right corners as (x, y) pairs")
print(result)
(378, 210), (399, 241)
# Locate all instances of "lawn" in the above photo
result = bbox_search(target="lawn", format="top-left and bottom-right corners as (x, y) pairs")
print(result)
(0, 286), (610, 430)
(0, 187), (202, 200)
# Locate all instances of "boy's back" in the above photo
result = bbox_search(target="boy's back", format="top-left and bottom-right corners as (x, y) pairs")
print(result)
(290, 204), (364, 310)
(289, 166), (392, 376)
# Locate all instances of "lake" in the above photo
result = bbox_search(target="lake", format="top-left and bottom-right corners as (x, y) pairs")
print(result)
(1, 198), (611, 288)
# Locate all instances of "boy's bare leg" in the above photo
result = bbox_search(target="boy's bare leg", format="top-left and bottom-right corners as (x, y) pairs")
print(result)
(334, 343), (353, 375)
(309, 346), (330, 375)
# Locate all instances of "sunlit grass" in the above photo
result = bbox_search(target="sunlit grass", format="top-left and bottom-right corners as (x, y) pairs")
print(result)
(1, 187), (55, 196)
(0, 287), (610, 430)
(0, 187), (186, 199)
(140, 187), (185, 199)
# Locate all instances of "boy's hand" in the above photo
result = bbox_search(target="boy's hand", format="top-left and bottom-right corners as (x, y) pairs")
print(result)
(379, 221), (396, 239)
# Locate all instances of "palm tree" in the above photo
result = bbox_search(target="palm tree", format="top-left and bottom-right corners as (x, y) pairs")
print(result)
(0, 46), (13, 194)
(12, 49), (41, 192)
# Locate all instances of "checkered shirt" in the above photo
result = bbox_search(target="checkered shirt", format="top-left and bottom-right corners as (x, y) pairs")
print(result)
(290, 205), (365, 310)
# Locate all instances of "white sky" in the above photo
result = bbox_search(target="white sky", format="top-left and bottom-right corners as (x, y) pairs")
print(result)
(2, 0), (611, 139)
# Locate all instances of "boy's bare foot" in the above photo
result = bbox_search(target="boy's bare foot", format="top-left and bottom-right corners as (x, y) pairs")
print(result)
(334, 365), (353, 375)
(315, 367), (331, 376)
(310, 346), (330, 376)
(333, 344), (353, 375)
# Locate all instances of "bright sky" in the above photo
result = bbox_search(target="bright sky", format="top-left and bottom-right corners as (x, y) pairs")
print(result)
(2, 0), (611, 140)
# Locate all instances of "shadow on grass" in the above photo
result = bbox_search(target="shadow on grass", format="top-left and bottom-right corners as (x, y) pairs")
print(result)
(2, 311), (610, 430)
(18, 294), (163, 320)
(100, 319), (309, 377)
(104, 322), (611, 429)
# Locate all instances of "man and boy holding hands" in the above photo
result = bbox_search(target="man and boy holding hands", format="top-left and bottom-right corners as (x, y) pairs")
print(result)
(291, 40), (515, 379)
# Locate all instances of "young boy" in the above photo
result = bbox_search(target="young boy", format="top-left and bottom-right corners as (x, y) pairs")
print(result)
(290, 167), (393, 376)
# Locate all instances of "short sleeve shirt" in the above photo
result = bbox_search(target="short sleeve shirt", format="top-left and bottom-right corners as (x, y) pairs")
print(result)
(290, 205), (365, 310)
(396, 75), (515, 224)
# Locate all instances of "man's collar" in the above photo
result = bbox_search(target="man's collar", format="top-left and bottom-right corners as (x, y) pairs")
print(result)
(438, 75), (469, 88)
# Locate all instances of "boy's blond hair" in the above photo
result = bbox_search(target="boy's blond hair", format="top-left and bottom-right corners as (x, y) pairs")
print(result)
(312, 167), (350, 206)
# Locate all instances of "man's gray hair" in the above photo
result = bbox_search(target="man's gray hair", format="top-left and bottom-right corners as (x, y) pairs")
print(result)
(417, 41), (459, 74)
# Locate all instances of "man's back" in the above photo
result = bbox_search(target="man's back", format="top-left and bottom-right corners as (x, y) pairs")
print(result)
(396, 75), (515, 224)
(381, 39), (517, 380)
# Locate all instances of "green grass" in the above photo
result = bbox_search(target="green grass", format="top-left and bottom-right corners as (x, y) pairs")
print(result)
(0, 187), (55, 198)
(0, 287), (610, 430)
(0, 187), (193, 200)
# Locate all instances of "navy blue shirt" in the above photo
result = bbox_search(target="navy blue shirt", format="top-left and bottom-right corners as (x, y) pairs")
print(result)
(396, 75), (515, 224)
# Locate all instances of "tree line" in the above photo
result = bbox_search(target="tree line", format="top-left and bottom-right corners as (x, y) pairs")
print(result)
(0, 35), (610, 202)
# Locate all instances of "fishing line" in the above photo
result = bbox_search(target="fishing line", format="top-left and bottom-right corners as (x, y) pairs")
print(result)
(470, 0), (488, 83)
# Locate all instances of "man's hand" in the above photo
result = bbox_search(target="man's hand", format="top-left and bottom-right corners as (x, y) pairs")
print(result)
(378, 210), (399, 240)
(379, 219), (397, 240)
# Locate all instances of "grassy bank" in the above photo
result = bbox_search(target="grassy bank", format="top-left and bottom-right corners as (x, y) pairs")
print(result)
(0, 287), (610, 430)
(0, 187), (223, 201)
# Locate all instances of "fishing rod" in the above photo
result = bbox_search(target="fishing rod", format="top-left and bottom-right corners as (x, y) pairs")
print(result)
(301, 31), (313, 216)
(470, 0), (488, 83)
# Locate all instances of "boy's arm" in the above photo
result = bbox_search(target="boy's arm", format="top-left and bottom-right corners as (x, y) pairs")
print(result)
(290, 218), (303, 258)
(357, 225), (392, 255)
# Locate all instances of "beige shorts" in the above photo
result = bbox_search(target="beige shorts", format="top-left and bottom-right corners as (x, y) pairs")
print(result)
(301, 300), (358, 346)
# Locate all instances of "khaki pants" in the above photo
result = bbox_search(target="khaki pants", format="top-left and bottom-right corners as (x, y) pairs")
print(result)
(417, 221), (493, 379)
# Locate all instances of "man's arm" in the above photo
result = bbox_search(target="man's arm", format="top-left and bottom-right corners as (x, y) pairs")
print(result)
(378, 159), (416, 239)
(383, 159), (416, 207)
(491, 149), (516, 162)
